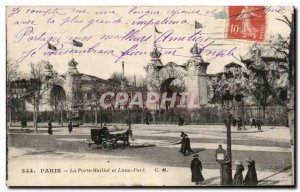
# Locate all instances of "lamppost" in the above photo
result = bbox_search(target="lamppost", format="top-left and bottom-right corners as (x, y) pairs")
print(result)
(221, 90), (234, 185)
(221, 89), (244, 185)
(216, 144), (226, 186)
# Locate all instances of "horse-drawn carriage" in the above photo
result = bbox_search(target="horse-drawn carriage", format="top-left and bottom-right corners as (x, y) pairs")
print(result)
(86, 127), (132, 150)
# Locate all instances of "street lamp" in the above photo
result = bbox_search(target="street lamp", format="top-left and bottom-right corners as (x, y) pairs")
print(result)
(216, 144), (226, 186)
(221, 89), (234, 185)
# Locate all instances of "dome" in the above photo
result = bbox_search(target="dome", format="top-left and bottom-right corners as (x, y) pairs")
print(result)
(41, 60), (53, 70)
(190, 43), (204, 62)
(68, 58), (78, 68)
(150, 48), (162, 60)
(190, 43), (201, 55)
(67, 58), (80, 74)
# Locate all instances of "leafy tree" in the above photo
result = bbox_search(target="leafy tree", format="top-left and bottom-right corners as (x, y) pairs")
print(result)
(241, 33), (290, 118)
(25, 60), (56, 132)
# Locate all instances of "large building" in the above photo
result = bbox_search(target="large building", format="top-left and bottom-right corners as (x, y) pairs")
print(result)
(11, 43), (212, 118)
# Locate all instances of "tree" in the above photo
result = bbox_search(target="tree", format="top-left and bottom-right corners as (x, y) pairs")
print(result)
(25, 61), (55, 132)
(7, 59), (19, 126)
(241, 34), (290, 119)
(276, 13), (295, 145)
(7, 59), (28, 126)
(108, 72), (129, 85)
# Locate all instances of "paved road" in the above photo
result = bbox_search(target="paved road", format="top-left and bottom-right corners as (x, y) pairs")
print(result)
(8, 124), (292, 172)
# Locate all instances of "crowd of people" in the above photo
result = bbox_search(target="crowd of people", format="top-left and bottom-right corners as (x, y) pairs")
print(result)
(177, 132), (258, 186)
(231, 116), (263, 131)
(190, 152), (258, 186)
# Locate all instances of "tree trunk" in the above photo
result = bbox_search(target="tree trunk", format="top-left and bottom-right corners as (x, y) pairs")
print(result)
(99, 106), (102, 128)
(60, 108), (64, 127)
(94, 107), (98, 127)
(128, 108), (131, 130)
(33, 106), (37, 132)
(262, 104), (266, 119)
(241, 101), (245, 128)
(34, 105), (39, 132)
(8, 107), (12, 127)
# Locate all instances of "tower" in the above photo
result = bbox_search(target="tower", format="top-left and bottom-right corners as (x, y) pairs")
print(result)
(184, 43), (210, 107)
(63, 58), (82, 119)
(144, 47), (163, 91)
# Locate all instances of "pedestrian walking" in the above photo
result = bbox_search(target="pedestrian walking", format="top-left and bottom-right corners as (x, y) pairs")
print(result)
(233, 160), (244, 186)
(251, 118), (257, 128)
(244, 157), (258, 186)
(178, 132), (185, 153)
(190, 154), (204, 185)
(237, 117), (243, 131)
(232, 117), (237, 127)
(47, 119), (53, 135)
(68, 121), (73, 134)
(256, 119), (262, 130)
(21, 117), (27, 129)
(178, 116), (185, 126)
(182, 134), (194, 156)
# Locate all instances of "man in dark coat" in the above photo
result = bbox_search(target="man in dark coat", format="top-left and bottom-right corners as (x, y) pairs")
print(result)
(233, 160), (244, 186)
(182, 134), (194, 156)
(237, 117), (243, 131)
(178, 132), (185, 153)
(232, 118), (237, 127)
(21, 117), (27, 129)
(251, 118), (257, 128)
(190, 154), (204, 185)
(256, 119), (262, 130)
(47, 119), (53, 135)
(68, 121), (73, 134)
(178, 116), (185, 126)
(244, 157), (258, 186)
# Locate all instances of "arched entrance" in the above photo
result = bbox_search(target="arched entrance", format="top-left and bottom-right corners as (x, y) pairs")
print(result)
(50, 85), (66, 122)
(160, 78), (186, 110)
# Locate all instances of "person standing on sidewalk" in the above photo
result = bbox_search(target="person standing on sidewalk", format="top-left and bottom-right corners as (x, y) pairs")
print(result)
(21, 117), (27, 129)
(47, 119), (53, 135)
(233, 160), (244, 186)
(178, 132), (185, 153)
(244, 157), (258, 186)
(190, 154), (204, 185)
(256, 119), (262, 131)
(68, 121), (73, 134)
(251, 118), (257, 128)
(182, 134), (194, 156)
(237, 117), (243, 131)
(232, 117), (237, 127)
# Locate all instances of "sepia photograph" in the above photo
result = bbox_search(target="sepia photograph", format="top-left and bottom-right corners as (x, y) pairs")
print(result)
(5, 5), (295, 187)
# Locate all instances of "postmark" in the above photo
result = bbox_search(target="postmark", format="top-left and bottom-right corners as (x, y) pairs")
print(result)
(227, 6), (266, 42)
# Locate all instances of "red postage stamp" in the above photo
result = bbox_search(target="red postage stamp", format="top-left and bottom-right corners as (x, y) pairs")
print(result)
(227, 6), (266, 42)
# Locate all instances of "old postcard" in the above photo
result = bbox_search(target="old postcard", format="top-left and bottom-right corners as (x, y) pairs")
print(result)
(6, 6), (295, 187)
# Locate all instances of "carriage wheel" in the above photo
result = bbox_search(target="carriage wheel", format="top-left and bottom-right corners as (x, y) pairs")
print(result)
(102, 141), (110, 150)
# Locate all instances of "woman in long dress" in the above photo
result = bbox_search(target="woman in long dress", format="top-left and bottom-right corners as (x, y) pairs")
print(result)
(233, 160), (244, 186)
(68, 121), (73, 134)
(190, 154), (204, 185)
(244, 157), (258, 186)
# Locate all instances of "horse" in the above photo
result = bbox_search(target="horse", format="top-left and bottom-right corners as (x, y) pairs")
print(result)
(112, 129), (133, 149)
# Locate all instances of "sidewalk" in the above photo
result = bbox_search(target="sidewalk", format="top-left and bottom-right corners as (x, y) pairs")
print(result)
(7, 147), (292, 186)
